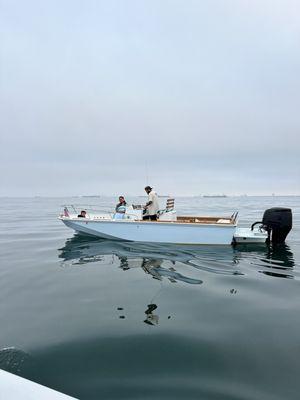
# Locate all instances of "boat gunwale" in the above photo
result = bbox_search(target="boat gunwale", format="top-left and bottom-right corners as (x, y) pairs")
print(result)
(58, 216), (237, 227)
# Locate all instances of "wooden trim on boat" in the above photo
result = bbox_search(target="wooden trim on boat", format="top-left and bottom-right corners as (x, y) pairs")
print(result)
(176, 216), (234, 224)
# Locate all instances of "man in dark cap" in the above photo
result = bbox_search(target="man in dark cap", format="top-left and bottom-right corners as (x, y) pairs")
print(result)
(143, 186), (159, 221)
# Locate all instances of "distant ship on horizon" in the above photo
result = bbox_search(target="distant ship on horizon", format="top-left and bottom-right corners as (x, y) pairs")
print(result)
(81, 195), (101, 198)
(202, 194), (227, 198)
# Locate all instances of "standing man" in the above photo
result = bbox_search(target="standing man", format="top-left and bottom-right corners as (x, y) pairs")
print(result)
(143, 186), (160, 221)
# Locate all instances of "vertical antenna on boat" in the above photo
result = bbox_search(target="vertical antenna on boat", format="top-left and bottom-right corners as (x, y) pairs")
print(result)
(145, 160), (149, 185)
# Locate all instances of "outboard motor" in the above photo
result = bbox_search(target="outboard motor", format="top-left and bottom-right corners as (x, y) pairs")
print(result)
(235, 207), (292, 245)
(262, 207), (292, 244)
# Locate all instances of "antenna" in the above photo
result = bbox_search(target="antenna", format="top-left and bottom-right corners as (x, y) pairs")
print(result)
(145, 160), (149, 184)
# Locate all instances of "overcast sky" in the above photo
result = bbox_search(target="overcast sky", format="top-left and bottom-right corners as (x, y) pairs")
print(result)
(1, 0), (299, 196)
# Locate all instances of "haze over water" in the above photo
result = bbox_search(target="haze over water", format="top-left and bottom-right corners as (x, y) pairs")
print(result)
(0, 196), (299, 399)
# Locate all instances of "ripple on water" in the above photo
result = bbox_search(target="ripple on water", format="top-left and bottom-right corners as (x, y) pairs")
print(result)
(58, 235), (299, 281)
(1, 197), (300, 400)
(0, 347), (33, 375)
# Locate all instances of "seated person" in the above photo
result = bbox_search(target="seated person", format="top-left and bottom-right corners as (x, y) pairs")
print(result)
(77, 210), (87, 218)
(114, 196), (127, 219)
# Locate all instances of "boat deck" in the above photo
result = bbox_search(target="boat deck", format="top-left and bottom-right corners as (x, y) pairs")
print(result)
(176, 216), (235, 225)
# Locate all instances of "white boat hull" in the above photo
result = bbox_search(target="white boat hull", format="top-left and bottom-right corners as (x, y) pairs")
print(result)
(0, 369), (76, 399)
(233, 227), (267, 244)
(61, 218), (236, 245)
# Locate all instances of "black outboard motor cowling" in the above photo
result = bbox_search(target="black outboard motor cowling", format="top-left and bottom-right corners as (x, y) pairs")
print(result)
(262, 207), (292, 244)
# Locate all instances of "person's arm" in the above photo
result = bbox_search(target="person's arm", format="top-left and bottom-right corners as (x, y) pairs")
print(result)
(144, 192), (154, 208)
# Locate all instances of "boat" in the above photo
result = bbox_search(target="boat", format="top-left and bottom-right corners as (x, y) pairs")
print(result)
(81, 195), (100, 198)
(58, 200), (292, 245)
(203, 194), (227, 198)
(0, 369), (77, 399)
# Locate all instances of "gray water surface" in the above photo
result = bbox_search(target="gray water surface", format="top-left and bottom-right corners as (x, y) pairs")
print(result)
(0, 196), (300, 399)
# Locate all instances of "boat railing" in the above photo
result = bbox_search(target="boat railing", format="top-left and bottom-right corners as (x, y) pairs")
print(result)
(60, 205), (239, 224)
(61, 204), (115, 219)
(231, 211), (239, 224)
(60, 204), (144, 221)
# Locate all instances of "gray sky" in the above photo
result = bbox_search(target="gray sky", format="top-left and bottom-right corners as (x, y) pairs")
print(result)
(1, 0), (300, 196)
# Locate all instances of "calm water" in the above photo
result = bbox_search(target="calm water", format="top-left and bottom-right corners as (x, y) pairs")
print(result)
(0, 196), (300, 400)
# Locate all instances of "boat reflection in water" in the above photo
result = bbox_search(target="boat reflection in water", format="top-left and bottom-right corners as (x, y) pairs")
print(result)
(234, 242), (296, 279)
(58, 235), (296, 281)
(58, 237), (296, 329)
